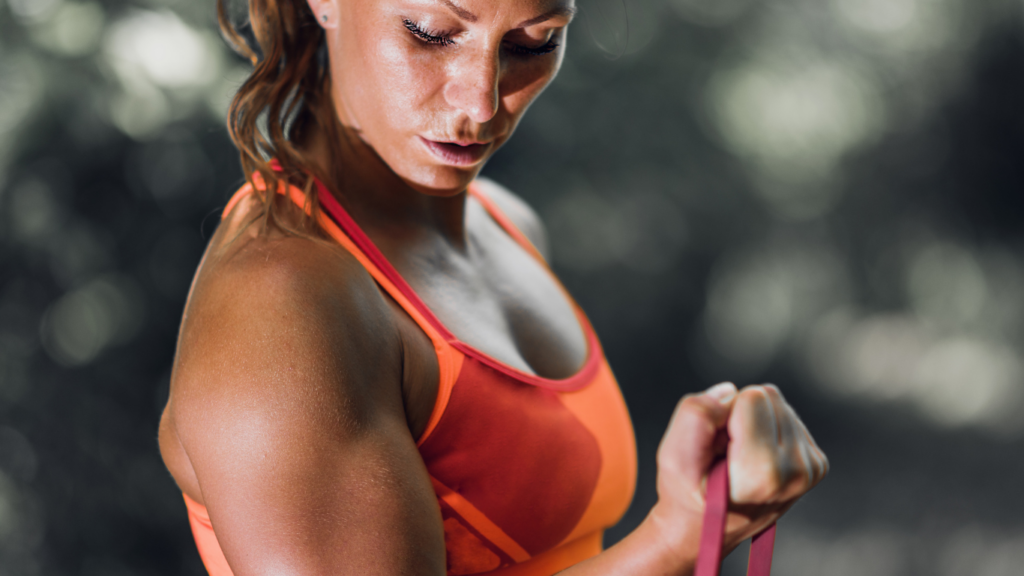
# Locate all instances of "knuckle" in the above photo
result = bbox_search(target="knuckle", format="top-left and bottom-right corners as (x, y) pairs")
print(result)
(732, 389), (760, 411)
(740, 384), (772, 405)
(760, 383), (784, 402)
(679, 394), (702, 408)
(678, 394), (715, 419)
(733, 452), (785, 503)
(737, 384), (762, 398)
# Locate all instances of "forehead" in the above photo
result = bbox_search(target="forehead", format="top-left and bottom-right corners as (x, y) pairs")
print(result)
(399, 0), (577, 24)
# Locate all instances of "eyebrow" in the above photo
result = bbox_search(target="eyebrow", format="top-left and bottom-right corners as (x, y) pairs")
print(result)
(517, 6), (577, 28)
(439, 0), (577, 27)
(441, 0), (477, 22)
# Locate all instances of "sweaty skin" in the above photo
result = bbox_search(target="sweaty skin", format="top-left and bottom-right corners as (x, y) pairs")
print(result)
(158, 0), (828, 574)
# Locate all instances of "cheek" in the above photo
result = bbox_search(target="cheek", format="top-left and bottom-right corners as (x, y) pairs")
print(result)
(334, 27), (442, 134)
(499, 57), (561, 122)
(378, 44), (446, 127)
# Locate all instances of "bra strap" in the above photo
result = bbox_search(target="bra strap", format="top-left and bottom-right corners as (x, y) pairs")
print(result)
(223, 172), (464, 446)
(694, 458), (777, 576)
(467, 183), (546, 263)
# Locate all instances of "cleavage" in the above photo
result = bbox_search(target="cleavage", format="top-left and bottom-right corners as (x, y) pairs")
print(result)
(386, 200), (588, 380)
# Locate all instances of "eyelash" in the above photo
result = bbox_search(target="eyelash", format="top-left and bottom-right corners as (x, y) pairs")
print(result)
(402, 19), (560, 56)
(403, 19), (456, 47)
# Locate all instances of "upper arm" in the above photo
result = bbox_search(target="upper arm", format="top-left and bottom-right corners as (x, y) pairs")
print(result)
(474, 178), (551, 260)
(169, 237), (445, 576)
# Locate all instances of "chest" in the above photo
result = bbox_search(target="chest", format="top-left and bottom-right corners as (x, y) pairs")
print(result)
(325, 189), (638, 570)
(388, 200), (588, 382)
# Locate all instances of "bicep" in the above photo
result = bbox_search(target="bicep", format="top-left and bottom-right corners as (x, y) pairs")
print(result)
(186, 403), (445, 576)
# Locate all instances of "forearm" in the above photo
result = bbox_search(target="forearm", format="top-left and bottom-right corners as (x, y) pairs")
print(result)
(559, 502), (700, 576)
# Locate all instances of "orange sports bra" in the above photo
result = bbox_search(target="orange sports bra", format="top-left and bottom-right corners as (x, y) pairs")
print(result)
(182, 176), (638, 576)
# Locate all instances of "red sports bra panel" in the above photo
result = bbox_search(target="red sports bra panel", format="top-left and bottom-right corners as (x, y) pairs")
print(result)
(420, 357), (604, 557)
(422, 356), (637, 574)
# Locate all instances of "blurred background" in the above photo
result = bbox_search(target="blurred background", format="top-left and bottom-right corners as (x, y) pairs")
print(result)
(1, 0), (1023, 573)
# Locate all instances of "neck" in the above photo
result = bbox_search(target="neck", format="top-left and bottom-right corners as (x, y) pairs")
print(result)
(303, 119), (470, 253)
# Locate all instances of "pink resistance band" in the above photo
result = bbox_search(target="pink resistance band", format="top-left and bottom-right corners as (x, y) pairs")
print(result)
(694, 458), (777, 576)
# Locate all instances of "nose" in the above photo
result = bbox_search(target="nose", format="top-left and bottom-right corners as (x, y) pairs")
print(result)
(443, 46), (501, 124)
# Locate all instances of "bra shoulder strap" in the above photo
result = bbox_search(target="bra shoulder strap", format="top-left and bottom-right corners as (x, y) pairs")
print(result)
(219, 179), (462, 447)
(467, 182), (546, 264)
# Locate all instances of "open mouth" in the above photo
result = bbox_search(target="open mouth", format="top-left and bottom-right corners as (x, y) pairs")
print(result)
(419, 137), (492, 167)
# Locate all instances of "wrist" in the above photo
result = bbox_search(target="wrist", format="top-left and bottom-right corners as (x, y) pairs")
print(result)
(639, 499), (703, 575)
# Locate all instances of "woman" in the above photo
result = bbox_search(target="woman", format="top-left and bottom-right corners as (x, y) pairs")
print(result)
(158, 0), (829, 574)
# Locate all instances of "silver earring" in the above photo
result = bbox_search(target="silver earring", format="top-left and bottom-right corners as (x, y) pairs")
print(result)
(320, 13), (328, 23)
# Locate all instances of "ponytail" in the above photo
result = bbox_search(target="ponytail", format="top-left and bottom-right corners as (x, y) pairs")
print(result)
(217, 0), (343, 235)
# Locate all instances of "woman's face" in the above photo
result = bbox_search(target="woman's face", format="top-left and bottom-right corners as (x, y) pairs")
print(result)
(312, 0), (575, 195)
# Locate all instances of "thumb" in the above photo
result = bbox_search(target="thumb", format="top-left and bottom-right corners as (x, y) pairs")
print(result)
(658, 382), (738, 498)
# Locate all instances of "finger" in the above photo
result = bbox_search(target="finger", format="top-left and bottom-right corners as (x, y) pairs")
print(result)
(764, 386), (816, 500)
(657, 382), (737, 498)
(761, 384), (795, 450)
(792, 410), (829, 483)
(706, 381), (739, 407)
(773, 392), (829, 486)
(727, 386), (783, 504)
(705, 382), (739, 454)
(804, 433), (829, 486)
(725, 498), (795, 545)
(788, 408), (826, 485)
(771, 391), (830, 496)
(808, 445), (827, 486)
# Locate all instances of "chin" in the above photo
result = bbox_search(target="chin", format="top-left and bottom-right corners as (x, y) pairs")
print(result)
(394, 157), (489, 197)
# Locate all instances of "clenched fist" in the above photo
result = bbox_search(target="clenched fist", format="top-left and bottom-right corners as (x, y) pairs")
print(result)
(651, 382), (828, 565)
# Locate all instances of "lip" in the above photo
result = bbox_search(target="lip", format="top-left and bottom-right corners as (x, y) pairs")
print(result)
(418, 136), (492, 167)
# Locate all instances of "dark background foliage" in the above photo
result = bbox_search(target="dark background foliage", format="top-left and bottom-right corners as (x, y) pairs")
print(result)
(1, 0), (1022, 574)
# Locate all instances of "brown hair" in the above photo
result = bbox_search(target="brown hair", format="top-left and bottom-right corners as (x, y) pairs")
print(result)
(217, 0), (343, 235)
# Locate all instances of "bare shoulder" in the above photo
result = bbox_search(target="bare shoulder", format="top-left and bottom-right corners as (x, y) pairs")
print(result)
(175, 200), (403, 400)
(474, 177), (550, 259)
(164, 200), (406, 498)
(159, 202), (444, 573)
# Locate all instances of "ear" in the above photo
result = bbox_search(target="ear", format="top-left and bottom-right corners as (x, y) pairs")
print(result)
(307, 0), (339, 30)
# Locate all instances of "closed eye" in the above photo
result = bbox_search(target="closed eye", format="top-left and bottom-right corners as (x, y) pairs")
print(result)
(506, 38), (560, 57)
(403, 18), (562, 57)
(403, 19), (455, 46)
